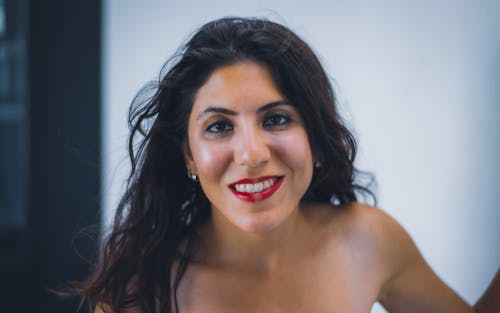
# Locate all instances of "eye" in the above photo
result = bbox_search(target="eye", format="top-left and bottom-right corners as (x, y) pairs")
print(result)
(205, 120), (233, 133)
(263, 113), (290, 128)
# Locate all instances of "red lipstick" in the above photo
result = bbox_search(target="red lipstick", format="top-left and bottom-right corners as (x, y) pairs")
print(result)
(228, 176), (284, 202)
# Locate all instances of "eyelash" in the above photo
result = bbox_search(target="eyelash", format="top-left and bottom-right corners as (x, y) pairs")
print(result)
(263, 113), (290, 128)
(205, 120), (233, 133)
(204, 113), (292, 134)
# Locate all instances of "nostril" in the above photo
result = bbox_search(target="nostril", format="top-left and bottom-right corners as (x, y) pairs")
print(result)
(237, 147), (271, 167)
(234, 130), (271, 167)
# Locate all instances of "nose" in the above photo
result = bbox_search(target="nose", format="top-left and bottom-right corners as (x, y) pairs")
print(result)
(234, 126), (271, 168)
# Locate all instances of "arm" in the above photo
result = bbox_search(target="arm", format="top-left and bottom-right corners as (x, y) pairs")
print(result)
(374, 209), (474, 313)
(474, 267), (500, 313)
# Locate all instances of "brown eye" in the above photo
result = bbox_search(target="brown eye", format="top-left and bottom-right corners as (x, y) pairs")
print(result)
(205, 121), (233, 133)
(263, 113), (290, 128)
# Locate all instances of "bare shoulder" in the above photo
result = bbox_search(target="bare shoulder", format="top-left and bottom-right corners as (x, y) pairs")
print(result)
(340, 202), (416, 250)
(329, 202), (421, 275)
(303, 201), (410, 248)
(330, 203), (473, 312)
(303, 202), (419, 286)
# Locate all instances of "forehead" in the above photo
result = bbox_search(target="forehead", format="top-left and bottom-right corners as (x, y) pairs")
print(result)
(192, 61), (285, 113)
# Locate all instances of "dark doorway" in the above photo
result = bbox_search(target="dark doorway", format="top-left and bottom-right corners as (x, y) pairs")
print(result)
(0, 1), (102, 312)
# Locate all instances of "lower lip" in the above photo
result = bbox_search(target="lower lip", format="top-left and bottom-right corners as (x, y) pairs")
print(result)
(230, 177), (284, 202)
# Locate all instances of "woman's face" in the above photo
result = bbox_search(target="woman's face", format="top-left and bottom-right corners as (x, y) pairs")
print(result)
(185, 61), (314, 233)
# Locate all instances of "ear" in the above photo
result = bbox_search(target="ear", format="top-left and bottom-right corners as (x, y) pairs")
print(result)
(183, 142), (196, 172)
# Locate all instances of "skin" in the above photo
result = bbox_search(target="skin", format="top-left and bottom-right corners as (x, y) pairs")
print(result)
(96, 61), (497, 312)
(180, 62), (474, 312)
(474, 268), (500, 312)
(185, 61), (313, 235)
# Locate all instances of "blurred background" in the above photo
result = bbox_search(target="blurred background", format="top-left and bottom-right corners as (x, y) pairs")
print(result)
(0, 0), (101, 312)
(0, 0), (499, 312)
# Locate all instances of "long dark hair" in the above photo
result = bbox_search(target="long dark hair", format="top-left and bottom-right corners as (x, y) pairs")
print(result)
(73, 17), (375, 313)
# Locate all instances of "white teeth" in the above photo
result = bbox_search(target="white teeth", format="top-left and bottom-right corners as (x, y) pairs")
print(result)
(246, 184), (255, 193)
(263, 180), (270, 189)
(233, 178), (279, 194)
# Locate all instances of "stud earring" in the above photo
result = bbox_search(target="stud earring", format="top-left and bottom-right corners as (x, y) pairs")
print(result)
(314, 161), (321, 169)
(188, 169), (198, 182)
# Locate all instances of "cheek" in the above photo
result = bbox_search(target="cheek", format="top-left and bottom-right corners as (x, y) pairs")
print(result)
(272, 131), (313, 171)
(191, 140), (232, 180)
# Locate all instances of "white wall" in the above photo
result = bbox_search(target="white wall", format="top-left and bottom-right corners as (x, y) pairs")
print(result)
(103, 1), (500, 311)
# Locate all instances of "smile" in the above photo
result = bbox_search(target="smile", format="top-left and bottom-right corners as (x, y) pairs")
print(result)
(228, 176), (284, 202)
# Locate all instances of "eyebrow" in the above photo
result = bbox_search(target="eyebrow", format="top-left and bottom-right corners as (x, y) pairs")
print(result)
(196, 100), (289, 121)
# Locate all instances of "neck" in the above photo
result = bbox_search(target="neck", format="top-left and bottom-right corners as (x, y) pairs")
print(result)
(197, 205), (306, 273)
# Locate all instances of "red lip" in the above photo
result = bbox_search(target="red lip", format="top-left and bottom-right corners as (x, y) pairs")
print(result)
(228, 176), (279, 186)
(228, 176), (284, 203)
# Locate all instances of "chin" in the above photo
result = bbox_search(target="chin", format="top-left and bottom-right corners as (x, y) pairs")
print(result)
(234, 210), (289, 233)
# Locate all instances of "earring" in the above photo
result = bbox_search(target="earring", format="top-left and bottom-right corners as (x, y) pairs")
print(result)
(314, 161), (321, 169)
(188, 169), (198, 182)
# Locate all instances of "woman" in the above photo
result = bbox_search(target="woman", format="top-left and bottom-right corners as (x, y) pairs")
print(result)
(76, 17), (499, 312)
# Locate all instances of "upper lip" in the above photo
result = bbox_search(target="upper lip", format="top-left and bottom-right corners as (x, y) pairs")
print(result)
(228, 175), (282, 187)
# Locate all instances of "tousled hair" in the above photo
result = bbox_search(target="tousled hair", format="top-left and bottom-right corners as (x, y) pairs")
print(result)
(73, 17), (375, 313)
